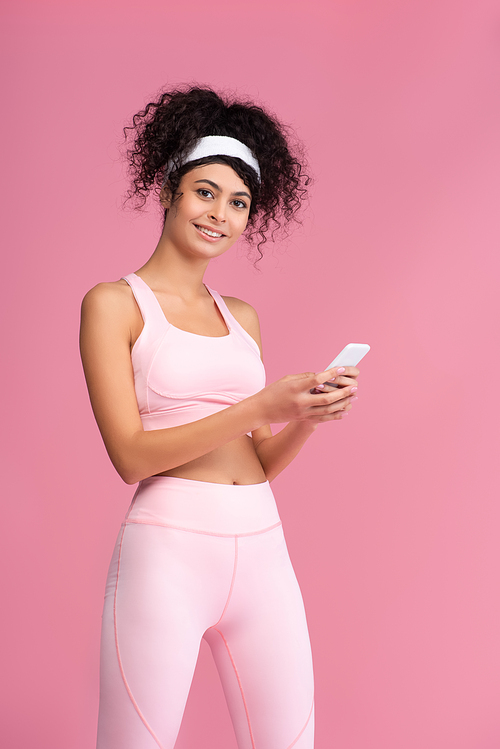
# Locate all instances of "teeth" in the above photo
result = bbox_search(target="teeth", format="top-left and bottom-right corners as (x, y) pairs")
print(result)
(196, 225), (223, 238)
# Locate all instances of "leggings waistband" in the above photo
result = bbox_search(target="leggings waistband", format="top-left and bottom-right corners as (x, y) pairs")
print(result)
(126, 476), (281, 536)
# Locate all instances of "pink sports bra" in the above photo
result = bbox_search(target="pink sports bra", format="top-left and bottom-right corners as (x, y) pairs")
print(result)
(123, 273), (266, 431)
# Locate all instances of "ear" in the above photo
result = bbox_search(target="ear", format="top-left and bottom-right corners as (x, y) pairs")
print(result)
(159, 183), (173, 209)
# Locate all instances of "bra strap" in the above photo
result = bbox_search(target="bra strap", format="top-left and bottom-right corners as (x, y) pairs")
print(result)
(206, 287), (261, 357)
(122, 273), (170, 333)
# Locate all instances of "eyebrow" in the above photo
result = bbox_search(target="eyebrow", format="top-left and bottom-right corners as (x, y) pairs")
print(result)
(194, 179), (251, 201)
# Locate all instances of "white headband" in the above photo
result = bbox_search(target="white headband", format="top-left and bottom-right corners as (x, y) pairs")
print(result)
(165, 135), (261, 182)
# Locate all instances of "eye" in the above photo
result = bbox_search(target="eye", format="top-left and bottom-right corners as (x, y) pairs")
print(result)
(232, 199), (248, 210)
(197, 188), (214, 199)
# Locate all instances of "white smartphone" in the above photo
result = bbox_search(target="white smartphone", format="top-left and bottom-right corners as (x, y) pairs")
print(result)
(312, 343), (370, 391)
(325, 342), (370, 370)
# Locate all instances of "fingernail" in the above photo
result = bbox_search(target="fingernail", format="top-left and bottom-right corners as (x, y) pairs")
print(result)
(351, 396), (358, 402)
(341, 411), (349, 417)
(350, 386), (358, 393)
(337, 367), (346, 374)
(316, 384), (325, 390)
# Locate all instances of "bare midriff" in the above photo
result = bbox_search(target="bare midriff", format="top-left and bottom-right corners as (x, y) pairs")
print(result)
(154, 434), (267, 485)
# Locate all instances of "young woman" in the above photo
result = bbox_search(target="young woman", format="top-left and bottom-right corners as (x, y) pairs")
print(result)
(80, 86), (360, 749)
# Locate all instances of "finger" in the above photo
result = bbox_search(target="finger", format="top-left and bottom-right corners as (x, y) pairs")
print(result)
(307, 390), (346, 407)
(318, 379), (355, 392)
(307, 401), (355, 422)
(313, 385), (358, 403)
(328, 376), (358, 388)
(318, 383), (338, 392)
(320, 408), (352, 422)
(308, 389), (357, 412)
(315, 366), (361, 390)
(311, 382), (348, 393)
(341, 366), (360, 378)
(313, 367), (347, 388)
(318, 399), (357, 422)
(329, 408), (352, 421)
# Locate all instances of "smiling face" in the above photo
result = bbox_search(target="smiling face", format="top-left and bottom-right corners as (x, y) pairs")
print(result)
(160, 163), (252, 260)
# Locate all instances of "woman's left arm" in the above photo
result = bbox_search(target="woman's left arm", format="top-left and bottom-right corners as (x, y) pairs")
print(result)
(224, 297), (359, 482)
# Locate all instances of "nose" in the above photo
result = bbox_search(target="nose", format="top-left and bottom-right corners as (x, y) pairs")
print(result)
(208, 199), (226, 223)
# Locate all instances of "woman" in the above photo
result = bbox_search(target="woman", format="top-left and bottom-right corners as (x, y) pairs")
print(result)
(80, 86), (359, 749)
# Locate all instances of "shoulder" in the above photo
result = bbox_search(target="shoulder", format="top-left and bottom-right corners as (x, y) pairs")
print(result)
(222, 296), (260, 326)
(222, 296), (262, 353)
(81, 278), (139, 325)
(80, 279), (140, 344)
(82, 278), (132, 313)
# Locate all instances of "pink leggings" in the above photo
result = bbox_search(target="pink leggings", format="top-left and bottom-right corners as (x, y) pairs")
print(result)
(97, 476), (314, 749)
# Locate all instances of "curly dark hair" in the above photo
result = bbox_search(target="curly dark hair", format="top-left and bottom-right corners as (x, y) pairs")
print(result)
(123, 86), (311, 258)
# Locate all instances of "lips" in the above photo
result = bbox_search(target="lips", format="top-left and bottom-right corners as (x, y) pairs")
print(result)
(194, 224), (226, 238)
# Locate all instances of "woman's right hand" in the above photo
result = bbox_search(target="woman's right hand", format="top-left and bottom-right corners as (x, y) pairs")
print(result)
(255, 367), (359, 425)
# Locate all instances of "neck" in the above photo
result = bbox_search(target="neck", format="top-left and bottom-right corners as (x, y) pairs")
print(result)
(137, 228), (211, 299)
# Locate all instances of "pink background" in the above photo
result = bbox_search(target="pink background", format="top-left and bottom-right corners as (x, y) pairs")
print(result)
(2, 1), (500, 747)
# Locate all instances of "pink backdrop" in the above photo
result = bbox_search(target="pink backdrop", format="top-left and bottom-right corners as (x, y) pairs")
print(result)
(2, 1), (500, 747)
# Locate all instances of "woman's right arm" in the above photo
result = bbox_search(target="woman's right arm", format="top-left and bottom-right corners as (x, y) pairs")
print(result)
(79, 283), (348, 484)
